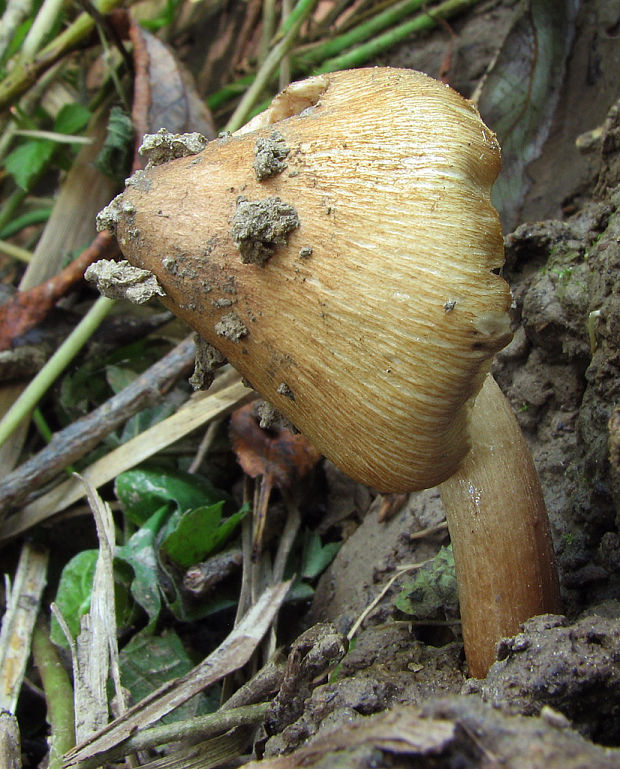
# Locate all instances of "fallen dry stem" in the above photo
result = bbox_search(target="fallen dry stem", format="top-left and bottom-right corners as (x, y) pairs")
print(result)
(0, 376), (253, 542)
(63, 581), (291, 766)
(74, 703), (269, 769)
(0, 335), (196, 517)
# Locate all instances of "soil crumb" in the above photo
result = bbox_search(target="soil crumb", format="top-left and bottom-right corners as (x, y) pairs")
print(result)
(85, 259), (165, 304)
(139, 128), (208, 167)
(232, 196), (299, 265)
(189, 335), (227, 390)
(214, 311), (248, 342)
(254, 132), (290, 180)
(96, 193), (134, 235)
(253, 400), (297, 433)
(277, 382), (295, 400)
(124, 169), (152, 192)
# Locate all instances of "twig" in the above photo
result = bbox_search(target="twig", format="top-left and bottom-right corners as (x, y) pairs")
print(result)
(75, 703), (269, 769)
(0, 230), (119, 351)
(12, 129), (93, 143)
(0, 335), (196, 517)
(0, 295), (116, 449)
(0, 711), (21, 769)
(278, 0), (293, 89)
(187, 417), (222, 474)
(0, 378), (254, 542)
(259, 0), (278, 66)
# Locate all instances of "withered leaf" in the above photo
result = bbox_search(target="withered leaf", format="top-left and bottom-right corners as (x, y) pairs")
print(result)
(230, 403), (321, 491)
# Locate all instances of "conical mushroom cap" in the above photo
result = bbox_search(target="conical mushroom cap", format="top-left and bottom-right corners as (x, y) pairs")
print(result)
(111, 68), (512, 492)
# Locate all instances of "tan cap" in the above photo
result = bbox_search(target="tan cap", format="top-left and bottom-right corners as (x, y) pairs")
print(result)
(111, 68), (512, 491)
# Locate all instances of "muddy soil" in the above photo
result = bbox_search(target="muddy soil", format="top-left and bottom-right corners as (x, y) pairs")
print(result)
(244, 2), (620, 766)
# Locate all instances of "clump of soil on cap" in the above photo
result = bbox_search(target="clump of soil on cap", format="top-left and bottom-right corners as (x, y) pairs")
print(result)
(253, 132), (290, 180)
(189, 335), (227, 390)
(215, 311), (248, 341)
(139, 128), (208, 167)
(84, 259), (165, 304)
(232, 196), (299, 265)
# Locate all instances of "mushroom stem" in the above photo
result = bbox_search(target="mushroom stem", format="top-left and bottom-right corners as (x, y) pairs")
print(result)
(439, 373), (561, 678)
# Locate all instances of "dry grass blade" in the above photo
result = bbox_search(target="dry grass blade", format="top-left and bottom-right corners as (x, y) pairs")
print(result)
(69, 478), (123, 742)
(0, 541), (49, 713)
(63, 580), (292, 767)
(0, 378), (254, 542)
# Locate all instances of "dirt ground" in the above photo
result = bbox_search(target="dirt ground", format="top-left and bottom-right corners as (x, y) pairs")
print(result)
(234, 1), (620, 765)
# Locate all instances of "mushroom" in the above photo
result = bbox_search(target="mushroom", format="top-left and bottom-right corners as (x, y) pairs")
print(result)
(98, 68), (561, 677)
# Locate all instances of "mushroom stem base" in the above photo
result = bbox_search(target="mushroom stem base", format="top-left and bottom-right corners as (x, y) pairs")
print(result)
(439, 374), (561, 679)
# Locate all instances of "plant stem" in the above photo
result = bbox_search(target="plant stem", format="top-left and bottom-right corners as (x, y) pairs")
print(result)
(0, 0), (126, 112)
(0, 238), (33, 263)
(0, 207), (52, 239)
(224, 0), (319, 132)
(312, 0), (481, 73)
(31, 621), (75, 769)
(0, 295), (115, 448)
(296, 0), (427, 69)
(259, 0), (278, 65)
(21, 0), (66, 58)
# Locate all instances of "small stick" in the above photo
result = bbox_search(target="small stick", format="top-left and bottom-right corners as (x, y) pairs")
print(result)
(0, 335), (195, 517)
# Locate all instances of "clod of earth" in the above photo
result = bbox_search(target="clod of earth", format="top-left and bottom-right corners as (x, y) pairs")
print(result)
(96, 67), (561, 676)
(231, 196), (300, 265)
(253, 132), (290, 180)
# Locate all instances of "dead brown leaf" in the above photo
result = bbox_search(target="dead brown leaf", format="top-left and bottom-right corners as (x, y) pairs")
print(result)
(230, 403), (321, 556)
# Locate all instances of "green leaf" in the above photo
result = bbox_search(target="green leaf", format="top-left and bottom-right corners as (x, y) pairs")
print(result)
(4, 139), (54, 190)
(94, 107), (134, 182)
(301, 531), (341, 580)
(115, 504), (172, 632)
(1, 17), (32, 64)
(115, 466), (225, 527)
(120, 631), (218, 720)
(394, 545), (458, 620)
(58, 359), (111, 423)
(53, 103), (91, 135)
(50, 549), (132, 648)
(140, 0), (183, 31)
(159, 501), (249, 568)
(51, 550), (98, 646)
(106, 364), (137, 394)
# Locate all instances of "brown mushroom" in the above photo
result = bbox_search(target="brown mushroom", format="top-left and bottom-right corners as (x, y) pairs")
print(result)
(97, 68), (561, 677)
